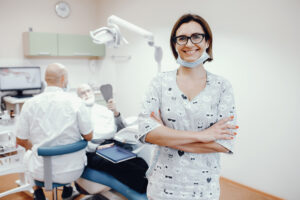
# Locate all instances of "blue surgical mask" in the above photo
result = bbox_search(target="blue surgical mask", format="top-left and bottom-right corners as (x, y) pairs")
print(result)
(176, 51), (210, 68)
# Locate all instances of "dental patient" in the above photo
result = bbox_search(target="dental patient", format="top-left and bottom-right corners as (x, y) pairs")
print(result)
(77, 84), (148, 194)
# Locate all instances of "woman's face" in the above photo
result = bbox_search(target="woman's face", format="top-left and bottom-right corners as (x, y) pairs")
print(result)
(175, 21), (209, 62)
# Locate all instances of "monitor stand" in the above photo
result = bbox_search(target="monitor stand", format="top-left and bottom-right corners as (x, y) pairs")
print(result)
(11, 91), (33, 99)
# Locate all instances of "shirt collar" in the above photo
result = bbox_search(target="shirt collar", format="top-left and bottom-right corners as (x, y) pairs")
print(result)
(44, 86), (64, 93)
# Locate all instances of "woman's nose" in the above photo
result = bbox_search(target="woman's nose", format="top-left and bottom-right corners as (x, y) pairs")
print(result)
(186, 38), (194, 46)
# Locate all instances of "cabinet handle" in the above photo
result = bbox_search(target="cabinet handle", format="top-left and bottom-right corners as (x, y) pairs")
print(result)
(38, 52), (50, 55)
(73, 52), (92, 56)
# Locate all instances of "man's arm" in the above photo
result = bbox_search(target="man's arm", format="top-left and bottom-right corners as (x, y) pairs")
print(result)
(77, 102), (94, 141)
(16, 137), (32, 151)
(114, 114), (126, 131)
(82, 131), (93, 141)
(107, 98), (126, 131)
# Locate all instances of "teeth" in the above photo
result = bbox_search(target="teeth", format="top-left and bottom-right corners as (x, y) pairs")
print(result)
(184, 50), (197, 54)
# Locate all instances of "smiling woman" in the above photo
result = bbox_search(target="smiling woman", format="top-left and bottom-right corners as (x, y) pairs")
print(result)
(170, 14), (213, 64)
(138, 13), (238, 200)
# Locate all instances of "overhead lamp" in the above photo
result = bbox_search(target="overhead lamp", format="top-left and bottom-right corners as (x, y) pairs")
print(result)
(90, 15), (162, 72)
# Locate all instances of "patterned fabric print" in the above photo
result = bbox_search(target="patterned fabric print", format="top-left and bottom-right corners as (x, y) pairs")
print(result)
(138, 70), (237, 200)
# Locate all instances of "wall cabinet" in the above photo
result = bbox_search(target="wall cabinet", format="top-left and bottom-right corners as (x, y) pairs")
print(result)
(23, 32), (105, 58)
(23, 32), (58, 56)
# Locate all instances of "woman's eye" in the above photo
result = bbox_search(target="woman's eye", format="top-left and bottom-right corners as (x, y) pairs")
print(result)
(192, 34), (201, 39)
(178, 36), (186, 41)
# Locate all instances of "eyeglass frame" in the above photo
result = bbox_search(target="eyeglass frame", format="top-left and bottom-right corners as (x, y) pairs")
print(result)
(172, 33), (207, 45)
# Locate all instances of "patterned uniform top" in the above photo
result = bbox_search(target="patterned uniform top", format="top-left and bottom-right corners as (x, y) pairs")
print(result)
(138, 70), (237, 200)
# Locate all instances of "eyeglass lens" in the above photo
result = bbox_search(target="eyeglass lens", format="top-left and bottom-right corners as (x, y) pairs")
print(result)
(175, 33), (205, 45)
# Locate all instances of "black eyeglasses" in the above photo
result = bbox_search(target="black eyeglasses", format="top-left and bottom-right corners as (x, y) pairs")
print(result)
(173, 33), (206, 45)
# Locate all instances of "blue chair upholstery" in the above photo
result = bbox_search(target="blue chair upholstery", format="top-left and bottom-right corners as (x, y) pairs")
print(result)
(36, 140), (87, 200)
(81, 167), (148, 200)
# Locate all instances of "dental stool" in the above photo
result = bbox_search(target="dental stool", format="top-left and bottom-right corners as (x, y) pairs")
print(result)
(76, 143), (154, 200)
(35, 140), (88, 200)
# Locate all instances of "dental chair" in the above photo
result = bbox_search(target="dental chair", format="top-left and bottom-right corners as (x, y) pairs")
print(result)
(35, 140), (88, 200)
(76, 143), (154, 200)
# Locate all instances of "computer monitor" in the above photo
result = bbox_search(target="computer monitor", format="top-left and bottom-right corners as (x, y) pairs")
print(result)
(0, 66), (42, 98)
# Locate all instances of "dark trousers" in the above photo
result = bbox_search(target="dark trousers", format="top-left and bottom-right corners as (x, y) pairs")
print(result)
(86, 142), (148, 193)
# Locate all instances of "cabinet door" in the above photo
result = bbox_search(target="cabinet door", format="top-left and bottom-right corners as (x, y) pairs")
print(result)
(58, 34), (105, 57)
(23, 32), (58, 56)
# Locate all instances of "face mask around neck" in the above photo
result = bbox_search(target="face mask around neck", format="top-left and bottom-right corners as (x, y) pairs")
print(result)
(176, 51), (210, 68)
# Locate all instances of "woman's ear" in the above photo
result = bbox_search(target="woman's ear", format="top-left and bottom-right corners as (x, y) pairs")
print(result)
(205, 41), (210, 49)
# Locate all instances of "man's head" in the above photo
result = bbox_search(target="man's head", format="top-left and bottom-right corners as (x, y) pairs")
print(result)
(77, 84), (95, 106)
(45, 63), (68, 89)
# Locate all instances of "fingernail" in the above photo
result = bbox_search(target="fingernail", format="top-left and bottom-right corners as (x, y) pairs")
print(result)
(230, 116), (234, 119)
(235, 126), (239, 129)
(150, 112), (154, 116)
(234, 132), (237, 135)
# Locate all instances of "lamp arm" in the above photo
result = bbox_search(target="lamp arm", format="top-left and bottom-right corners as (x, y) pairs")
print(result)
(107, 15), (154, 43)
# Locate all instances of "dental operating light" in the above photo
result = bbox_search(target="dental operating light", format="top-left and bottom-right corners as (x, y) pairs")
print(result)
(90, 15), (162, 72)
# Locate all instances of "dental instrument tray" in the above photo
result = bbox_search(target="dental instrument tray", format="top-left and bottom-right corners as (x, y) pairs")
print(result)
(96, 145), (137, 163)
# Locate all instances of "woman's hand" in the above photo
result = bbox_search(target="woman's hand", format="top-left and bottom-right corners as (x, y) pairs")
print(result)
(97, 143), (114, 150)
(150, 110), (164, 125)
(199, 116), (238, 143)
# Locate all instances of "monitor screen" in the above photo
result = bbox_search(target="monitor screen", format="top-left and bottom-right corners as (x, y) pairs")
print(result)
(0, 67), (42, 91)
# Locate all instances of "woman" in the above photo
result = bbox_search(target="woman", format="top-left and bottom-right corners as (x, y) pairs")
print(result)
(138, 14), (238, 200)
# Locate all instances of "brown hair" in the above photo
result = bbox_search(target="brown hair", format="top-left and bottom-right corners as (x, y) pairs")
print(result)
(170, 14), (213, 63)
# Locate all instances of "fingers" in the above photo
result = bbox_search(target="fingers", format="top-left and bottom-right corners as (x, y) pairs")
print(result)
(150, 112), (162, 124)
(217, 134), (235, 140)
(150, 111), (163, 125)
(221, 129), (236, 136)
(107, 99), (117, 111)
(218, 116), (234, 125)
(97, 143), (114, 150)
(221, 124), (239, 130)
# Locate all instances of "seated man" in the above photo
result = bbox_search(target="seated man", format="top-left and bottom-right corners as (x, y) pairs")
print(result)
(15, 63), (93, 200)
(77, 84), (148, 194)
(77, 83), (125, 143)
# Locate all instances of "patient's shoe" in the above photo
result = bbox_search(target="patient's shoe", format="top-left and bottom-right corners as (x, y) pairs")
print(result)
(62, 185), (80, 200)
(33, 188), (46, 200)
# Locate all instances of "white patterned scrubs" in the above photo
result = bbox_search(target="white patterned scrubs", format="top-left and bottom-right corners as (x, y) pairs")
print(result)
(138, 70), (237, 200)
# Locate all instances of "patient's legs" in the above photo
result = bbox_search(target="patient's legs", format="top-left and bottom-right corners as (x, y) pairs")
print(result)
(86, 152), (148, 193)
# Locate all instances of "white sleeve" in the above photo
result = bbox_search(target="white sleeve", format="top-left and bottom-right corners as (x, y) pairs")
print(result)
(77, 102), (93, 135)
(138, 74), (163, 143)
(14, 102), (30, 140)
(92, 107), (116, 139)
(215, 79), (237, 153)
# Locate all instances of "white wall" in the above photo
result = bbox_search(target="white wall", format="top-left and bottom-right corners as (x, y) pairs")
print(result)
(1, 0), (299, 199)
(0, 0), (115, 89)
(96, 0), (300, 199)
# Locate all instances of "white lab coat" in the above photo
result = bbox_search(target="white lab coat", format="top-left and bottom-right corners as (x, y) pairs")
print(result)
(15, 87), (93, 183)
